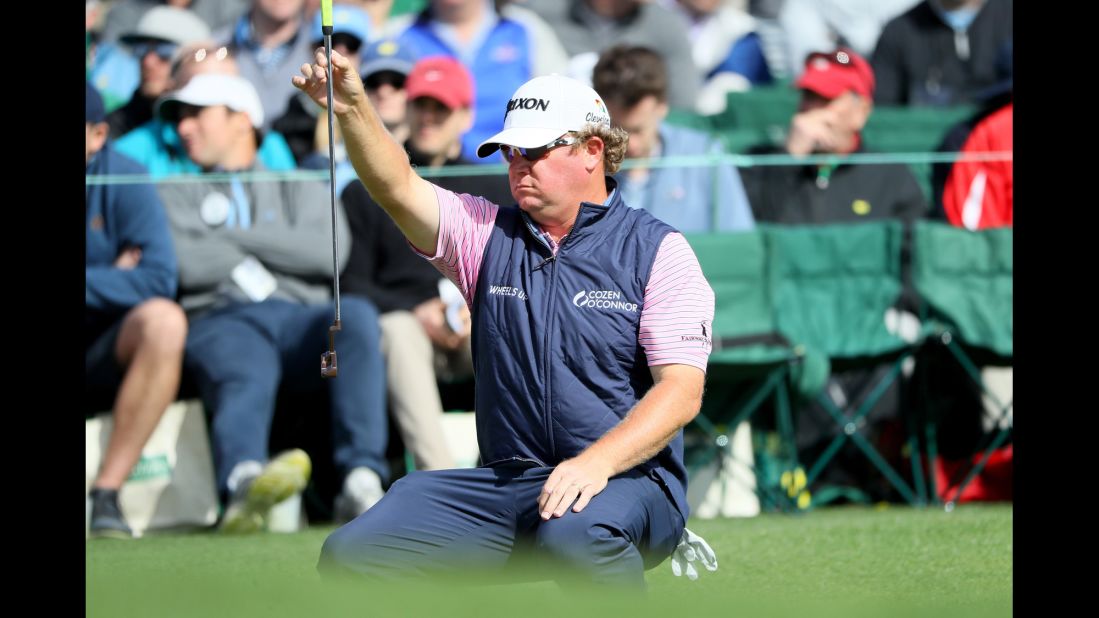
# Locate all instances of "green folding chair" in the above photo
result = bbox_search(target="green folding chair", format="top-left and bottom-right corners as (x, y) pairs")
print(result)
(686, 231), (826, 511)
(912, 221), (1012, 510)
(765, 221), (928, 506)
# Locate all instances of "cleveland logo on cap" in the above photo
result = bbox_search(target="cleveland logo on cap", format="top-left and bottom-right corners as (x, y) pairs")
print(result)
(506, 97), (550, 116)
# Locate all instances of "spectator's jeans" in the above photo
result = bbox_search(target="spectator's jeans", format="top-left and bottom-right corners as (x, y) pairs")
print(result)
(184, 296), (388, 496)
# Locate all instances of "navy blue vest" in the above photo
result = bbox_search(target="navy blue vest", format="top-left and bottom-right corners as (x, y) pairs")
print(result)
(471, 180), (689, 518)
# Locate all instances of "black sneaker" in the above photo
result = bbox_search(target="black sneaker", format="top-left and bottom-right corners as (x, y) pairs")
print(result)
(89, 488), (134, 539)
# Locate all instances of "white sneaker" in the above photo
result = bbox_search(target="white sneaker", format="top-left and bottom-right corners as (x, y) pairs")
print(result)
(334, 466), (384, 523)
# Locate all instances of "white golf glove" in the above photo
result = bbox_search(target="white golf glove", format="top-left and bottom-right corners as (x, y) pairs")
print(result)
(670, 528), (718, 580)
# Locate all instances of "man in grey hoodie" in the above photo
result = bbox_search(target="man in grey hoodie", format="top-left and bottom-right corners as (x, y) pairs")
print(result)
(155, 73), (390, 531)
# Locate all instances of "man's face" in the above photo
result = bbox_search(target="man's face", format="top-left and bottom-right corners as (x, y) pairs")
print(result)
(365, 71), (408, 128)
(794, 90), (871, 153)
(176, 104), (246, 168)
(408, 97), (470, 158)
(86, 121), (108, 165)
(132, 39), (177, 98)
(507, 135), (599, 217)
(256, 0), (305, 22)
(606, 95), (667, 159)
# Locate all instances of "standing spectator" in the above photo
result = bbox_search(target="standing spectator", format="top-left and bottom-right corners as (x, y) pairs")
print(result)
(272, 3), (373, 165)
(592, 45), (755, 232)
(871, 0), (1013, 106)
(216, 0), (317, 130)
(86, 81), (188, 539)
(396, 0), (565, 164)
(778, 0), (920, 80)
(524, 0), (700, 111)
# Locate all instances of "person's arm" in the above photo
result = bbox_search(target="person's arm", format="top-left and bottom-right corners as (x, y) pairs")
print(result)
(86, 182), (178, 311)
(223, 182), (351, 277)
(536, 363), (705, 519)
(537, 233), (714, 519)
(292, 48), (441, 254)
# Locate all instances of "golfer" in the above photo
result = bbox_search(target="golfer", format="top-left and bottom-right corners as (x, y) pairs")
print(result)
(295, 48), (717, 587)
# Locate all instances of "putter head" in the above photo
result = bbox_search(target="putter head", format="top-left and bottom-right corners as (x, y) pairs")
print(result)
(321, 350), (338, 378)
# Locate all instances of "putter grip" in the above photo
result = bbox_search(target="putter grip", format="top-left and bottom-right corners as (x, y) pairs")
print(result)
(321, 0), (333, 27)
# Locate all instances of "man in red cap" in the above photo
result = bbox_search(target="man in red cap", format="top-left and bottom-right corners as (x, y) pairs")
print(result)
(742, 47), (927, 224)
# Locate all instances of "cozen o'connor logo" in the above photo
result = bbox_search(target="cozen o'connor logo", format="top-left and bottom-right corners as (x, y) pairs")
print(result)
(572, 290), (638, 313)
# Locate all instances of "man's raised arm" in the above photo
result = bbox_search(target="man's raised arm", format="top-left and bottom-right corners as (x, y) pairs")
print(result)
(292, 48), (441, 254)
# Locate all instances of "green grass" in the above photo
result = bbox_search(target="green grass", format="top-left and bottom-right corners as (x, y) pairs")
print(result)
(87, 503), (1012, 617)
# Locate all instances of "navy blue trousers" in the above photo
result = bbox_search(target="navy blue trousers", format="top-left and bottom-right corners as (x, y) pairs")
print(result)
(318, 463), (684, 587)
(184, 296), (388, 494)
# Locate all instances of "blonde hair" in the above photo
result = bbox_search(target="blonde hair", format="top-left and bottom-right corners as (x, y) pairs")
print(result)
(571, 124), (629, 174)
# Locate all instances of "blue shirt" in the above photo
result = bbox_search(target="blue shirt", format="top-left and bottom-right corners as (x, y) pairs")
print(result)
(115, 120), (298, 178)
(615, 123), (755, 232)
(86, 143), (177, 319)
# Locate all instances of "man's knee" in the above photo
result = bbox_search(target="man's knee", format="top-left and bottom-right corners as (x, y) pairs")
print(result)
(536, 516), (632, 565)
(119, 298), (188, 360)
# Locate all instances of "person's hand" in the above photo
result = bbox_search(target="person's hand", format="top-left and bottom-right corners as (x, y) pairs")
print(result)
(670, 528), (718, 580)
(113, 247), (142, 270)
(786, 108), (839, 156)
(413, 298), (464, 351)
(292, 48), (367, 116)
(537, 456), (612, 520)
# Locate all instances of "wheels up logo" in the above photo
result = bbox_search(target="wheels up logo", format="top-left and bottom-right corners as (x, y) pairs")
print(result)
(489, 284), (528, 301)
(572, 290), (638, 313)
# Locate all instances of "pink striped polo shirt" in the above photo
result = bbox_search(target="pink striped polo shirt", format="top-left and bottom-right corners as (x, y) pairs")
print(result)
(412, 185), (715, 372)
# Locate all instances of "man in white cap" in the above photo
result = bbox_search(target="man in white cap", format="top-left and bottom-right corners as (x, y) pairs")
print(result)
(296, 49), (718, 586)
(154, 73), (392, 534)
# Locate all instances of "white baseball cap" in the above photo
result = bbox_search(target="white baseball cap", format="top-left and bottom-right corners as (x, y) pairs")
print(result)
(156, 74), (265, 128)
(476, 74), (611, 158)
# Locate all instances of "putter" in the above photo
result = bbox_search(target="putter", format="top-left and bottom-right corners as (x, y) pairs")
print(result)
(320, 0), (341, 378)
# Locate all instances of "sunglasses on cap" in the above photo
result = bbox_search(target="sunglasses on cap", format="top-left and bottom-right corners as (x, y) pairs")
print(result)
(806, 49), (856, 67)
(500, 135), (578, 163)
(364, 71), (406, 91)
(131, 40), (178, 61)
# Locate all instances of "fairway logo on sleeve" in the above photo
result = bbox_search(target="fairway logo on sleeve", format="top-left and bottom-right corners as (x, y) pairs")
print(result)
(572, 290), (638, 313)
(489, 284), (528, 301)
(681, 321), (712, 350)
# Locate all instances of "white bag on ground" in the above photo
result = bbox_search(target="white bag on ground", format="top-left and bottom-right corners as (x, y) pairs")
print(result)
(85, 399), (219, 536)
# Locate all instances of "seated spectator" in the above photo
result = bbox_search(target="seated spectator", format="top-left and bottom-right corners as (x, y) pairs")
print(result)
(108, 5), (212, 138)
(592, 45), (755, 232)
(340, 56), (511, 471)
(360, 38), (417, 146)
(741, 47), (927, 224)
(115, 43), (297, 177)
(871, 0), (1012, 106)
(86, 81), (188, 539)
(273, 3), (372, 166)
(155, 74), (390, 531)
